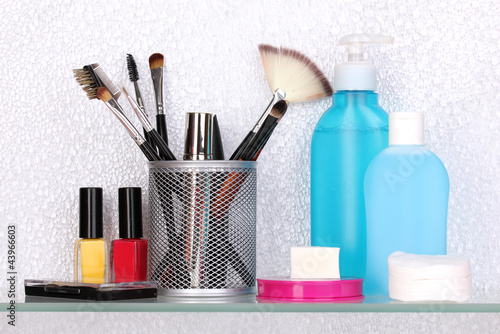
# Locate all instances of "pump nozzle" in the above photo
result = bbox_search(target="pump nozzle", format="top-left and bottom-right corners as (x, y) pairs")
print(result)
(334, 34), (394, 92)
(339, 34), (394, 61)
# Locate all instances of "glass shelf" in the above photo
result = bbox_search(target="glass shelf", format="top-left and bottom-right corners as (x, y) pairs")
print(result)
(6, 292), (500, 313)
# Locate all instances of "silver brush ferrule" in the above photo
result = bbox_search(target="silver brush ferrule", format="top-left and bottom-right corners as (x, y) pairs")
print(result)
(120, 85), (154, 132)
(133, 82), (145, 109)
(107, 99), (145, 145)
(183, 112), (213, 160)
(151, 67), (164, 115)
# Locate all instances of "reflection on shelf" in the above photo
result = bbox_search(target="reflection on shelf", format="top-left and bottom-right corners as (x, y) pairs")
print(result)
(11, 291), (500, 313)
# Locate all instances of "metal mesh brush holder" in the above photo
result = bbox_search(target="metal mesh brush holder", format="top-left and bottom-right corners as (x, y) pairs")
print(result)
(148, 161), (257, 297)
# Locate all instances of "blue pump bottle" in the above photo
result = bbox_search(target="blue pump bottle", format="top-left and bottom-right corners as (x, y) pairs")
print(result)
(311, 34), (394, 279)
(364, 112), (449, 295)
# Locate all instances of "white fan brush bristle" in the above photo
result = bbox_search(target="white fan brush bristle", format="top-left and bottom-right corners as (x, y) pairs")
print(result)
(258, 44), (333, 103)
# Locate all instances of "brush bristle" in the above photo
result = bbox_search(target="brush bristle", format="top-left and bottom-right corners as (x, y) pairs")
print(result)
(127, 54), (139, 82)
(97, 87), (112, 102)
(269, 100), (288, 119)
(149, 53), (164, 69)
(73, 67), (99, 100)
(258, 44), (333, 103)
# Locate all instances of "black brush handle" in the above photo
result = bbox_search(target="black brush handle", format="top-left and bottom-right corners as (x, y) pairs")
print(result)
(150, 176), (189, 289)
(241, 116), (278, 161)
(149, 129), (176, 161)
(139, 141), (160, 161)
(156, 114), (169, 146)
(251, 128), (274, 161)
(230, 131), (255, 160)
(143, 129), (152, 148)
(208, 212), (254, 288)
(228, 239), (254, 287)
(207, 212), (226, 288)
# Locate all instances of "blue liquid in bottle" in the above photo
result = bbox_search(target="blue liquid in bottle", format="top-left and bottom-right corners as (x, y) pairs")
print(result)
(364, 144), (449, 295)
(311, 91), (388, 279)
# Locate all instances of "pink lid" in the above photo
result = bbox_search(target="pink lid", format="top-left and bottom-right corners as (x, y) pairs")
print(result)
(257, 277), (364, 303)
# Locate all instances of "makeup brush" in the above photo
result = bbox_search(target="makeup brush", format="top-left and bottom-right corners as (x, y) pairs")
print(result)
(258, 44), (333, 102)
(230, 88), (286, 160)
(240, 99), (289, 161)
(73, 65), (104, 100)
(119, 84), (176, 160)
(127, 54), (152, 147)
(97, 87), (160, 162)
(91, 63), (122, 101)
(149, 53), (169, 146)
(230, 44), (333, 160)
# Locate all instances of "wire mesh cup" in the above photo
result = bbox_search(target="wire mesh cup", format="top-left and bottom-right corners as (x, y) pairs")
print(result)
(148, 161), (257, 297)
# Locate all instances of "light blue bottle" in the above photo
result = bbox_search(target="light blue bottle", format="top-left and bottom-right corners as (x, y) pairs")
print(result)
(364, 112), (449, 295)
(311, 34), (393, 279)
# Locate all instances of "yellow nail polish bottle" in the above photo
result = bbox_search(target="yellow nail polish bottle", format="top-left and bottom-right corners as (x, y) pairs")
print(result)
(75, 187), (108, 284)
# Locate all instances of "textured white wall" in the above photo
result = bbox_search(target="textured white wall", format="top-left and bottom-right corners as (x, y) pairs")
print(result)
(0, 0), (498, 332)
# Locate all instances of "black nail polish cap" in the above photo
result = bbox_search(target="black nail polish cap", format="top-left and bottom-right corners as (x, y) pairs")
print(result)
(79, 187), (103, 238)
(119, 187), (143, 239)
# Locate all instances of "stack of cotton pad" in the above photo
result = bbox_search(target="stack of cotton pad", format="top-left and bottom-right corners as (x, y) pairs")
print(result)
(388, 251), (472, 302)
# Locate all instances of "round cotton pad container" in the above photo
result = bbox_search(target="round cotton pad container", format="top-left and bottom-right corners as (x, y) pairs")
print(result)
(256, 277), (364, 303)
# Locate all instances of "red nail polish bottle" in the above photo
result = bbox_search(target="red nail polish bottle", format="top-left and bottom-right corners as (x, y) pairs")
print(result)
(111, 187), (148, 283)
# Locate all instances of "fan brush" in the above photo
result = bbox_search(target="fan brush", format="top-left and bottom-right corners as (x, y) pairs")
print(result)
(231, 44), (333, 160)
(258, 44), (333, 103)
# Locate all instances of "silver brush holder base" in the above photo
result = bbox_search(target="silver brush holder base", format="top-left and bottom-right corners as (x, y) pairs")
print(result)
(148, 161), (257, 297)
(159, 288), (255, 297)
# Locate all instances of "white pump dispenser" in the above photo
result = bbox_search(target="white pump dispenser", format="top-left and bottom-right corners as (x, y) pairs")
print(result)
(334, 34), (394, 92)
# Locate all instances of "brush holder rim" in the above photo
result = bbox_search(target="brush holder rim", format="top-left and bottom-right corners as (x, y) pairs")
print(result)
(148, 160), (257, 169)
(159, 287), (256, 297)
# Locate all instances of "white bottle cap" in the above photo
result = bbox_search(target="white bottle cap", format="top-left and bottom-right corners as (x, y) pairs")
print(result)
(334, 62), (377, 91)
(389, 112), (425, 145)
(334, 34), (394, 92)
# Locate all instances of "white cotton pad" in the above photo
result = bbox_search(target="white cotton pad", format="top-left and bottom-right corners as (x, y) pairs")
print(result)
(388, 251), (471, 280)
(290, 247), (340, 279)
(388, 251), (472, 302)
(389, 275), (472, 302)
